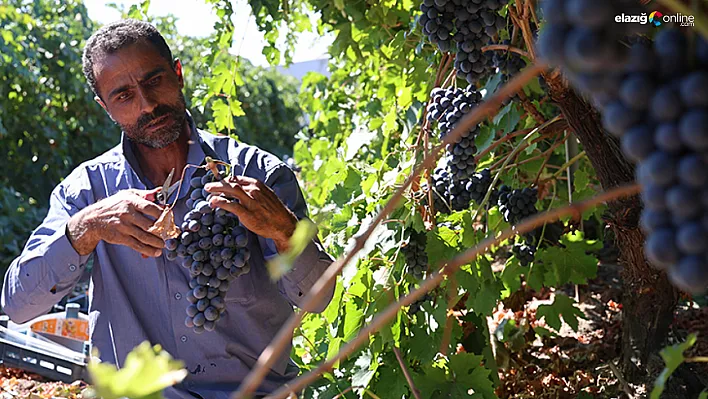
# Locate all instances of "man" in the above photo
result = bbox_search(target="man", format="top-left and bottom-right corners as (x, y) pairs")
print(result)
(1, 19), (335, 398)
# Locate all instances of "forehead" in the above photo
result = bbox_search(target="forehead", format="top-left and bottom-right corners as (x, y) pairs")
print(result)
(93, 40), (171, 96)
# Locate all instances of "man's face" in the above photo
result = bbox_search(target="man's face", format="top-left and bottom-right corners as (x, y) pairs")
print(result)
(93, 40), (186, 149)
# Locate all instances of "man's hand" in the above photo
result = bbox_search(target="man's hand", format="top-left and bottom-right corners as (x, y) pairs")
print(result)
(66, 188), (166, 257)
(204, 176), (298, 253)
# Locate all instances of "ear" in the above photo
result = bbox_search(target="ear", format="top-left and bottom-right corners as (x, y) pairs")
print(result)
(95, 95), (108, 112)
(174, 58), (184, 89)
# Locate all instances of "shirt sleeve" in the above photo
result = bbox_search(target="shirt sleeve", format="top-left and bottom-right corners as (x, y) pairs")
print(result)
(1, 175), (92, 324)
(258, 164), (336, 314)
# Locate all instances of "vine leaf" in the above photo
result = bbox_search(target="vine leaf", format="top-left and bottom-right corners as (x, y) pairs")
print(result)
(267, 219), (318, 280)
(147, 208), (180, 240)
(651, 334), (698, 399)
(534, 231), (601, 287)
(88, 341), (187, 399)
(536, 294), (584, 332)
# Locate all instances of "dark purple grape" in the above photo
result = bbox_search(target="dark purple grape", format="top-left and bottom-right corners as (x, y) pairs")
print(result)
(203, 321), (216, 332)
(677, 222), (708, 254)
(198, 237), (213, 250)
(187, 220), (201, 232)
(186, 304), (198, 317)
(196, 298), (209, 312)
(190, 261), (204, 275)
(669, 256), (708, 294)
(212, 223), (225, 235)
(204, 306), (219, 321)
(185, 316), (195, 328)
(679, 109), (708, 151)
(193, 285), (208, 299)
(678, 154), (707, 187)
(645, 229), (679, 269)
(165, 238), (179, 251)
(192, 250), (207, 262)
(193, 312), (206, 327)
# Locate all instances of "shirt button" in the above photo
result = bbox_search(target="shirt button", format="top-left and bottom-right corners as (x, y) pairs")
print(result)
(175, 293), (182, 300)
(180, 335), (187, 343)
(69, 264), (77, 272)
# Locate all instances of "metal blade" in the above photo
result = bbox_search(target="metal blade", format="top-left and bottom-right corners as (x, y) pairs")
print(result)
(159, 168), (176, 205)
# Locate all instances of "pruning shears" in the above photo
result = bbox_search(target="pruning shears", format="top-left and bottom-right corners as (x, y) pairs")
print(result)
(145, 168), (177, 206)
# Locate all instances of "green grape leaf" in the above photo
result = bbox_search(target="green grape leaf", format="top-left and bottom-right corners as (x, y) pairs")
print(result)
(651, 334), (698, 399)
(534, 231), (601, 287)
(536, 294), (585, 332)
(88, 341), (187, 399)
(267, 219), (318, 280)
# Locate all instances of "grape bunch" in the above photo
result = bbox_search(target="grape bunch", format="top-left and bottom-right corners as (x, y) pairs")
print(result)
(419, 0), (509, 84)
(492, 41), (527, 80)
(604, 30), (708, 294)
(536, 0), (648, 108)
(408, 292), (434, 315)
(419, 0), (455, 52)
(465, 168), (494, 205)
(497, 185), (538, 225)
(512, 243), (535, 267)
(403, 230), (429, 280)
(426, 86), (483, 181)
(164, 169), (252, 333)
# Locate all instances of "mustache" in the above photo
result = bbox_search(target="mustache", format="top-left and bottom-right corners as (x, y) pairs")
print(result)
(137, 104), (179, 129)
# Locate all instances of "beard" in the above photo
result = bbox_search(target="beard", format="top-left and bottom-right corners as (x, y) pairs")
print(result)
(121, 92), (187, 149)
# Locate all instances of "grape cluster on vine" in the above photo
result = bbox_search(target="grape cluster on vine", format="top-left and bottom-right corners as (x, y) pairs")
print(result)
(408, 292), (434, 315)
(618, 32), (708, 293)
(492, 41), (526, 80)
(164, 169), (252, 333)
(512, 243), (535, 267)
(537, 0), (708, 293)
(419, 0), (509, 83)
(536, 0), (648, 109)
(403, 230), (429, 280)
(427, 86), (483, 181)
(497, 185), (538, 225)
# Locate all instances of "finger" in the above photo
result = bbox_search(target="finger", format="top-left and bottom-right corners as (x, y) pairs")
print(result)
(125, 224), (164, 253)
(204, 180), (253, 204)
(122, 235), (162, 257)
(131, 196), (165, 219)
(126, 212), (160, 231)
(209, 196), (247, 218)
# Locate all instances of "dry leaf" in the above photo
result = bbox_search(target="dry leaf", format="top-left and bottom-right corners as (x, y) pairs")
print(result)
(148, 208), (180, 239)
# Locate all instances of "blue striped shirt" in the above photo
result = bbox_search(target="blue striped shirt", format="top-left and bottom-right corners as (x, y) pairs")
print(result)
(1, 113), (335, 398)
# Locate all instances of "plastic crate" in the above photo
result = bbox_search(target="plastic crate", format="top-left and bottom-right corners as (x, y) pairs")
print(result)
(0, 323), (88, 383)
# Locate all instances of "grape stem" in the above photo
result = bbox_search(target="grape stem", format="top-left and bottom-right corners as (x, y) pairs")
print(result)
(231, 65), (546, 399)
(261, 184), (642, 399)
(480, 44), (530, 59)
(393, 345), (423, 399)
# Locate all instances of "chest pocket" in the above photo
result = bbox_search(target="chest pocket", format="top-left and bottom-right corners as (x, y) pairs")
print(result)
(224, 233), (260, 305)
(224, 270), (256, 304)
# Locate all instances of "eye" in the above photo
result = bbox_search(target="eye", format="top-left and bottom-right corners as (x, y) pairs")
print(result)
(116, 92), (132, 102)
(147, 76), (162, 87)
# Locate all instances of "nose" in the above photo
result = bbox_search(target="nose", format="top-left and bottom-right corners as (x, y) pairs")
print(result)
(136, 86), (158, 115)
